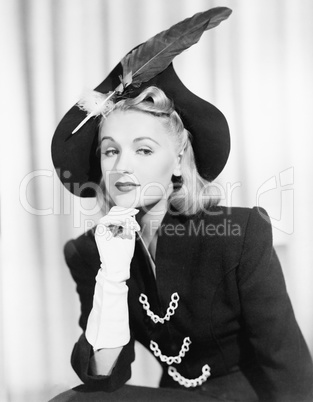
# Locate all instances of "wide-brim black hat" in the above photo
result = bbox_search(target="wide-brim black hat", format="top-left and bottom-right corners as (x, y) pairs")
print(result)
(52, 7), (231, 198)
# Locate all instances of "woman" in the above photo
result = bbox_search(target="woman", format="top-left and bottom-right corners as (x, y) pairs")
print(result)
(50, 7), (313, 402)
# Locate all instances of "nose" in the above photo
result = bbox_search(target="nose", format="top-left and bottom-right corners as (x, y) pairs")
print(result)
(114, 151), (134, 174)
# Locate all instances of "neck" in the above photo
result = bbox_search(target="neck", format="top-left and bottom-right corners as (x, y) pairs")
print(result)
(137, 199), (168, 243)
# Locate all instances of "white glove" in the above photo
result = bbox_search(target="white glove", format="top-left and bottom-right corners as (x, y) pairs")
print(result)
(85, 206), (140, 350)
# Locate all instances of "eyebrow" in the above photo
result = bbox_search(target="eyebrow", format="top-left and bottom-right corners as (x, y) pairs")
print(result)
(134, 136), (160, 145)
(100, 136), (160, 145)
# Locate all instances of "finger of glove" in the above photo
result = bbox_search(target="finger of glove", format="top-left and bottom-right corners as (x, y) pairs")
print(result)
(96, 220), (139, 241)
(108, 206), (139, 217)
(99, 215), (140, 229)
(97, 216), (140, 238)
(103, 207), (139, 227)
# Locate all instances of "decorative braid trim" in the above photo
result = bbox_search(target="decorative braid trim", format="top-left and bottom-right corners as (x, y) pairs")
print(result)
(168, 364), (211, 388)
(139, 292), (180, 324)
(149, 337), (191, 365)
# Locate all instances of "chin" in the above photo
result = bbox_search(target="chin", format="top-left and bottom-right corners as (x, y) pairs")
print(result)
(110, 191), (168, 212)
(112, 193), (140, 210)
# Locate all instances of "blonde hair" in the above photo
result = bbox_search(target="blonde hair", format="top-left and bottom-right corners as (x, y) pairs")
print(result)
(97, 86), (220, 215)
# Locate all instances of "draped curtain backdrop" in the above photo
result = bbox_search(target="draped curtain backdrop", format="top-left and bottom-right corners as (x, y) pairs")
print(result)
(1, 0), (313, 400)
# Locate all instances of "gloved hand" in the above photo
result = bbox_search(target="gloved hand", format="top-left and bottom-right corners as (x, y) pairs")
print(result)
(86, 206), (140, 350)
(95, 206), (140, 282)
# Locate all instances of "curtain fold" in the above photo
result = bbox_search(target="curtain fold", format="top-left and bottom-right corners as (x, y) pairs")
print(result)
(1, 0), (312, 400)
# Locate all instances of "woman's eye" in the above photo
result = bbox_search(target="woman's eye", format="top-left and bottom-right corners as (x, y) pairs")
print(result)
(102, 148), (118, 157)
(137, 147), (153, 156)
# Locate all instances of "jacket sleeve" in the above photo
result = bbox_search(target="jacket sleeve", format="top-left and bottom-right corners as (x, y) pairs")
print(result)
(64, 239), (135, 391)
(237, 206), (313, 402)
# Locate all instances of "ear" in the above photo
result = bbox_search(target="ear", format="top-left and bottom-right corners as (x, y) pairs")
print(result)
(173, 152), (183, 177)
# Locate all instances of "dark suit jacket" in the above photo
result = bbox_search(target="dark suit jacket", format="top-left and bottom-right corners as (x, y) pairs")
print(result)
(64, 206), (313, 401)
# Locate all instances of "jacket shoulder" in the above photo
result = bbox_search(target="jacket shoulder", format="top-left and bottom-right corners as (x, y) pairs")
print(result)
(192, 205), (271, 237)
(64, 228), (99, 269)
(192, 205), (273, 267)
(200, 204), (269, 222)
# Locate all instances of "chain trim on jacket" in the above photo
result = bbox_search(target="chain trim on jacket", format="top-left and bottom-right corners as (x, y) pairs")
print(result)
(168, 364), (211, 388)
(149, 337), (191, 365)
(139, 292), (180, 324)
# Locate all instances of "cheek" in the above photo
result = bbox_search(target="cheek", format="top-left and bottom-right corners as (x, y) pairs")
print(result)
(156, 155), (177, 180)
(101, 157), (113, 170)
(139, 159), (176, 196)
(141, 158), (174, 182)
(100, 159), (116, 181)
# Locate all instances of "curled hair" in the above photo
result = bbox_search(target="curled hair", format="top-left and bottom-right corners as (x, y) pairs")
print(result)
(97, 86), (220, 215)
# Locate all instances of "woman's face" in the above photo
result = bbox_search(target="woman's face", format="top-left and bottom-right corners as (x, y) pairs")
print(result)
(99, 110), (181, 212)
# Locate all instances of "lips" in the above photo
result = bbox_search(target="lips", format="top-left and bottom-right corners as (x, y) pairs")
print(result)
(115, 181), (140, 193)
